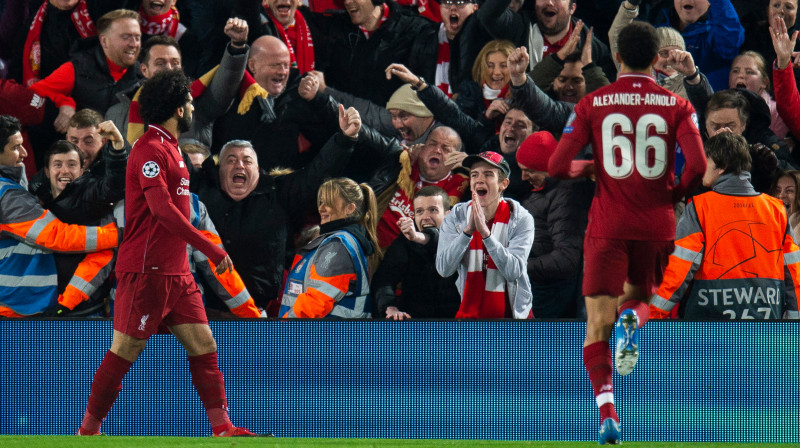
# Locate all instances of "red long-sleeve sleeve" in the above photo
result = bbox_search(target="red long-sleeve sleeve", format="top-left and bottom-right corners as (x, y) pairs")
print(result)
(143, 185), (227, 265)
(774, 63), (800, 139)
(29, 61), (76, 109)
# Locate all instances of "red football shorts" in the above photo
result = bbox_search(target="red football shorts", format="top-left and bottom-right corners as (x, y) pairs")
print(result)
(582, 236), (674, 298)
(114, 272), (208, 339)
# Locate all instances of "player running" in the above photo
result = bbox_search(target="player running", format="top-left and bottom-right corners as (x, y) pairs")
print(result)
(545, 21), (706, 444)
(77, 69), (270, 437)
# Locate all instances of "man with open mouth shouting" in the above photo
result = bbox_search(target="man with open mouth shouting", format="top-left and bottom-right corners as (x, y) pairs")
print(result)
(436, 150), (534, 319)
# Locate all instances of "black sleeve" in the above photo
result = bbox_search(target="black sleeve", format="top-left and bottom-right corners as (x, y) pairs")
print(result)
(417, 84), (495, 154)
(476, 0), (528, 45)
(371, 237), (411, 313)
(278, 132), (355, 222)
(87, 141), (129, 205)
(527, 183), (587, 282)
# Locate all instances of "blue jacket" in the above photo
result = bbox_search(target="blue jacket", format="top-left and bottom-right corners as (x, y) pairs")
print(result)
(654, 0), (744, 92)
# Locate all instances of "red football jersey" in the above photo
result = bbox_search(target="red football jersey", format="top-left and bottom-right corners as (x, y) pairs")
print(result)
(550, 74), (705, 241)
(116, 125), (193, 274)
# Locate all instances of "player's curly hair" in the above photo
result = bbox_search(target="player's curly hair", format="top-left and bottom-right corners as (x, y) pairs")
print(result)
(138, 69), (191, 126)
(617, 22), (659, 71)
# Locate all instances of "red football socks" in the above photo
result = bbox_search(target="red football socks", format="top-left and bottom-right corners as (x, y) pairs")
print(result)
(188, 352), (233, 434)
(81, 350), (133, 434)
(619, 299), (649, 327)
(584, 341), (618, 423)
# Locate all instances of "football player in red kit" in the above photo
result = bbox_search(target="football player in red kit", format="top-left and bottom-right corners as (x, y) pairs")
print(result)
(545, 21), (706, 444)
(77, 69), (270, 437)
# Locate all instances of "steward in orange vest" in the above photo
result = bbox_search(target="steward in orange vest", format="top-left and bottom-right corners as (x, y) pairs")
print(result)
(651, 133), (800, 320)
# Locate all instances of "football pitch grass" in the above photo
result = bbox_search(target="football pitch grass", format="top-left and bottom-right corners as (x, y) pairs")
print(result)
(2, 437), (799, 448)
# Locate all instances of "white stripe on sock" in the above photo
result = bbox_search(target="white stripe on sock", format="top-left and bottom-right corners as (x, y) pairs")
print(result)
(596, 392), (615, 407)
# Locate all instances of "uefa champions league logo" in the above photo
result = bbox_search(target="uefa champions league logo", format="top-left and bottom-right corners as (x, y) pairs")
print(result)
(142, 161), (160, 178)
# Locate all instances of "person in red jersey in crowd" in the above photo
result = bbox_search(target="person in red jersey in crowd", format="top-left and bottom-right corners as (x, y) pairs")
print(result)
(77, 69), (271, 437)
(547, 21), (706, 445)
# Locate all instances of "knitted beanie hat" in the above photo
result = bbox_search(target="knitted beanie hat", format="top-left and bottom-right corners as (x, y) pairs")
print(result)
(516, 131), (558, 172)
(385, 84), (433, 117)
(656, 26), (686, 51)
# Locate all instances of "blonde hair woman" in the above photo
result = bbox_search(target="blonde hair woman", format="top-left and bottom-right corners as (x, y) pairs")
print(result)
(467, 39), (515, 124)
(280, 178), (379, 318)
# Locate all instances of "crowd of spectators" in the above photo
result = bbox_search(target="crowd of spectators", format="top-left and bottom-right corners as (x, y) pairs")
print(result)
(1, 0), (799, 320)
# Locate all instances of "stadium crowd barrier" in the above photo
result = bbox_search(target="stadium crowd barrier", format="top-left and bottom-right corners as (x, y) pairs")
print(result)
(1, 319), (797, 442)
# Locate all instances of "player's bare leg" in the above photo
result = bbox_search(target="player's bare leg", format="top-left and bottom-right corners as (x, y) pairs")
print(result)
(584, 295), (621, 445)
(171, 324), (272, 437)
(78, 331), (147, 435)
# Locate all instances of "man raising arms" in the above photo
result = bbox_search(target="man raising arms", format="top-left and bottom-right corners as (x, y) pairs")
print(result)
(78, 69), (269, 437)
(547, 21), (705, 444)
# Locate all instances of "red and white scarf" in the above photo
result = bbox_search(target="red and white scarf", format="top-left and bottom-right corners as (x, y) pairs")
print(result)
(266, 9), (315, 74)
(434, 23), (452, 98)
(23, 0), (96, 87)
(456, 199), (511, 319)
(139, 5), (181, 37)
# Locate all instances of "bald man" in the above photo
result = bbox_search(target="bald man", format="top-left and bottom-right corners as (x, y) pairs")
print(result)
(209, 35), (340, 172)
(248, 36), (291, 98)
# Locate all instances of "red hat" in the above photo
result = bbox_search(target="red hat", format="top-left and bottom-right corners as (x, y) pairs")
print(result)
(462, 151), (511, 177)
(516, 131), (558, 172)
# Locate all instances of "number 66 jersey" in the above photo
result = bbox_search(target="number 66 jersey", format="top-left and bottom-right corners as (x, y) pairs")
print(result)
(549, 73), (706, 241)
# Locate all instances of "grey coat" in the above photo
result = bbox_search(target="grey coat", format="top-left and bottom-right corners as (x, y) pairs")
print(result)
(436, 197), (534, 318)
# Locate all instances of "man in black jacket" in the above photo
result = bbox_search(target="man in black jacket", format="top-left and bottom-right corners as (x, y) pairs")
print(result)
(516, 131), (593, 318)
(309, 0), (437, 106)
(372, 185), (460, 319)
(210, 35), (339, 171)
(193, 104), (360, 314)
(30, 9), (144, 133)
(480, 0), (616, 80)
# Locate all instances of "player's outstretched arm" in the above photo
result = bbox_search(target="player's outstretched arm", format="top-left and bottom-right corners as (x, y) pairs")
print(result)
(143, 185), (227, 266)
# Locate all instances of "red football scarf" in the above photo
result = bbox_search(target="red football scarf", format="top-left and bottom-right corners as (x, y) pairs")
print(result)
(23, 0), (96, 87)
(434, 23), (452, 98)
(138, 5), (180, 37)
(456, 199), (511, 318)
(266, 9), (315, 74)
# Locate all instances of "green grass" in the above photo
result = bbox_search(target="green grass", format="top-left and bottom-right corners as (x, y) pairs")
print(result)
(1, 437), (799, 448)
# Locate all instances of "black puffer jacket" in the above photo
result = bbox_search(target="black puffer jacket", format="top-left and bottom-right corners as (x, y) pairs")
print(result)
(309, 2), (437, 106)
(519, 177), (594, 283)
(210, 71), (341, 171)
(509, 75), (575, 138)
(29, 141), (129, 226)
(372, 227), (460, 318)
(479, 1), (617, 81)
(191, 132), (355, 309)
